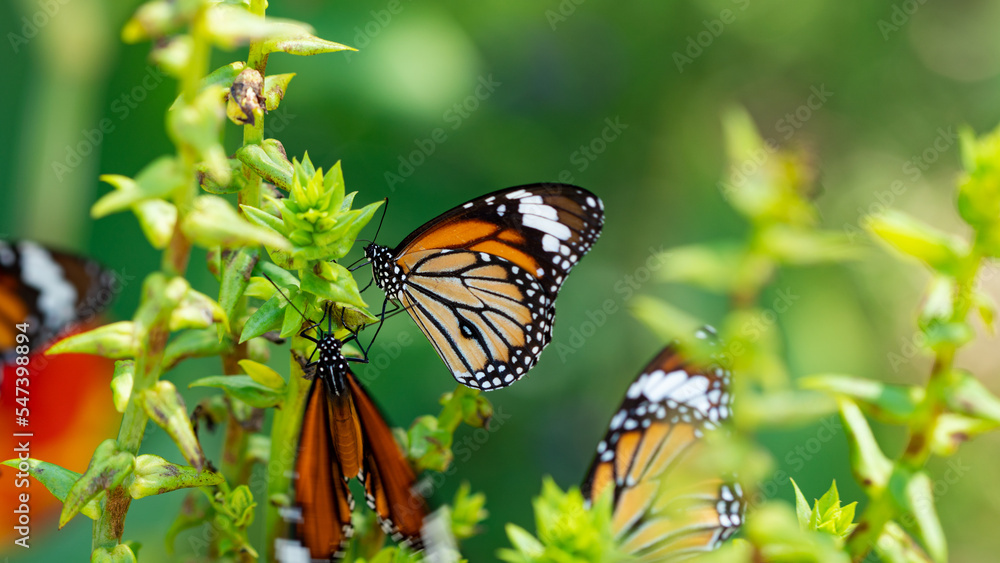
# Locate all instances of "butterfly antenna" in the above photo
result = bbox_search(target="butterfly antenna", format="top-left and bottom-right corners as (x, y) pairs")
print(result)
(262, 272), (315, 331)
(372, 197), (389, 244)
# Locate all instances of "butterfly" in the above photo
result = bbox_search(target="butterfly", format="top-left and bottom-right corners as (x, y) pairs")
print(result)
(0, 239), (118, 358)
(362, 184), (604, 391)
(581, 328), (744, 561)
(275, 300), (427, 561)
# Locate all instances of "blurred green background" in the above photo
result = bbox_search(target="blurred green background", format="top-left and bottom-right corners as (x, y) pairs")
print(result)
(2, 0), (1000, 561)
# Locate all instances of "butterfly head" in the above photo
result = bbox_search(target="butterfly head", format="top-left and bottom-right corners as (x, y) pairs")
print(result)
(363, 243), (402, 295)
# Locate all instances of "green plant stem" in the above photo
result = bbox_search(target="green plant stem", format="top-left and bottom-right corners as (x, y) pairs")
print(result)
(847, 252), (983, 562)
(264, 346), (312, 561)
(91, 8), (211, 553)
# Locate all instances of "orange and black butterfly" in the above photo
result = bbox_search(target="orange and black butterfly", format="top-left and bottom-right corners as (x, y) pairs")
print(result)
(363, 184), (604, 391)
(276, 303), (427, 561)
(581, 328), (744, 561)
(0, 239), (117, 357)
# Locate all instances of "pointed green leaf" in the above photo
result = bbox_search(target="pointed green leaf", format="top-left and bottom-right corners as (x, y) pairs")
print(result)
(241, 294), (285, 343)
(219, 247), (259, 325)
(236, 143), (294, 190)
(300, 261), (367, 309)
(0, 459), (100, 519)
(170, 287), (229, 332)
(876, 521), (936, 563)
(790, 478), (811, 529)
(141, 381), (206, 471)
(262, 29), (355, 56)
(930, 413), (997, 456)
(47, 321), (136, 359)
(838, 398), (892, 492)
(801, 374), (925, 424)
(111, 360), (135, 413)
(182, 195), (292, 251)
(239, 359), (287, 391)
(888, 469), (947, 563)
(163, 329), (233, 371)
(943, 370), (1000, 424)
(60, 440), (135, 527)
(189, 375), (283, 408)
(867, 211), (970, 275)
(92, 157), (184, 218)
(263, 73), (295, 111)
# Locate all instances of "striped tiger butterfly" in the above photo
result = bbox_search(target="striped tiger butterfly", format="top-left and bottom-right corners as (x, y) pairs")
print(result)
(362, 184), (604, 391)
(581, 328), (744, 561)
(0, 239), (118, 358)
(273, 290), (427, 561)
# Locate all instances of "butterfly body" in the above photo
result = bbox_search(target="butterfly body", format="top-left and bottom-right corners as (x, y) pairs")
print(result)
(284, 316), (426, 561)
(581, 330), (744, 561)
(364, 184), (604, 390)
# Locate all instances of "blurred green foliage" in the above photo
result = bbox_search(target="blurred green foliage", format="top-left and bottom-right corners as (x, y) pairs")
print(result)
(3, 0), (1000, 562)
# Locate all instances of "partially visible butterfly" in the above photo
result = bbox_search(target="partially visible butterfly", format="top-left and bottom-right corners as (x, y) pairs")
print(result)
(581, 328), (744, 561)
(0, 239), (118, 357)
(363, 184), (604, 391)
(274, 296), (427, 561)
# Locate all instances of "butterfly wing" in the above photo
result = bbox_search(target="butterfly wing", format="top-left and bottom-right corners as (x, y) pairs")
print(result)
(372, 184), (604, 390)
(581, 343), (744, 561)
(0, 240), (116, 354)
(291, 377), (355, 561)
(346, 372), (427, 551)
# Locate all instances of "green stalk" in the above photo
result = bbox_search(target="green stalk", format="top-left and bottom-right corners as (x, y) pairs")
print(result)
(90, 7), (210, 552)
(847, 251), (983, 562)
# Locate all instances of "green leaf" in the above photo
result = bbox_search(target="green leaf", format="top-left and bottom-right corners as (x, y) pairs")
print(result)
(263, 73), (295, 111)
(262, 28), (355, 56)
(218, 247), (259, 326)
(876, 521), (936, 563)
(867, 210), (970, 275)
(238, 359), (287, 390)
(241, 294), (286, 342)
(133, 198), (177, 249)
(838, 398), (892, 492)
(791, 478), (812, 529)
(654, 243), (744, 293)
(47, 321), (136, 359)
(167, 86), (230, 186)
(129, 455), (224, 499)
(236, 140), (294, 190)
(61, 440), (135, 527)
(930, 413), (997, 456)
(888, 469), (947, 563)
(141, 381), (207, 471)
(451, 482), (488, 540)
(170, 287), (229, 332)
(800, 374), (925, 424)
(943, 370), (1000, 424)
(760, 225), (860, 264)
(182, 195), (292, 251)
(300, 261), (367, 309)
(111, 360), (135, 413)
(407, 415), (453, 472)
(163, 329), (233, 371)
(189, 375), (283, 408)
(92, 544), (137, 563)
(92, 157), (185, 218)
(0, 459), (100, 519)
(628, 295), (704, 345)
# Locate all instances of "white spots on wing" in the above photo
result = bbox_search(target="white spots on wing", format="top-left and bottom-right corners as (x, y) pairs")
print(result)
(505, 188), (529, 199)
(463, 202), (474, 208)
(519, 202), (559, 221)
(19, 241), (77, 329)
(610, 410), (626, 430)
(586, 196), (596, 207)
(541, 234), (560, 253)
(522, 214), (572, 240)
(497, 204), (506, 216)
